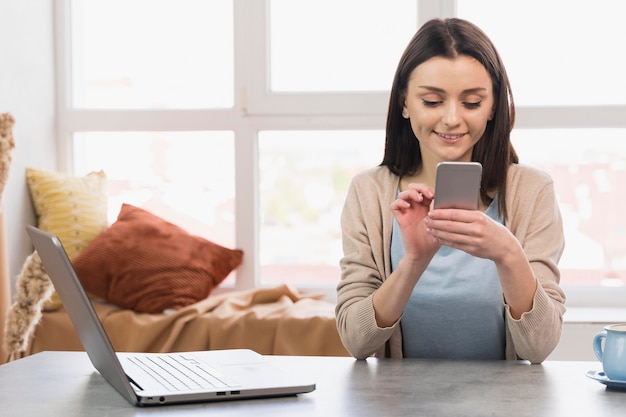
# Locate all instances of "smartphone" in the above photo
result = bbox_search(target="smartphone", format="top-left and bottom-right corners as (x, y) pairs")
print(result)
(433, 162), (482, 210)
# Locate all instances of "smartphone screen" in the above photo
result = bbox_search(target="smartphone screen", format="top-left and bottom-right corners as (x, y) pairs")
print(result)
(433, 162), (482, 210)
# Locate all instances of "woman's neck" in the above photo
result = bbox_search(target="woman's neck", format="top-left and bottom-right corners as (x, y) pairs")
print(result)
(399, 160), (438, 192)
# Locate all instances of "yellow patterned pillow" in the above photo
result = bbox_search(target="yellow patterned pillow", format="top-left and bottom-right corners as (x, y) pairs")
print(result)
(26, 168), (108, 309)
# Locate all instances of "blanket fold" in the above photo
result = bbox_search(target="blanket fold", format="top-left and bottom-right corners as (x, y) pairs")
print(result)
(25, 284), (349, 357)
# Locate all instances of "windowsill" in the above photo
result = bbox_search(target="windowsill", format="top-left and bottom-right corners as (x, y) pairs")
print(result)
(563, 307), (626, 324)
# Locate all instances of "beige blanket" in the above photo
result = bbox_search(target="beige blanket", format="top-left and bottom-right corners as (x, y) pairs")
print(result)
(25, 284), (349, 357)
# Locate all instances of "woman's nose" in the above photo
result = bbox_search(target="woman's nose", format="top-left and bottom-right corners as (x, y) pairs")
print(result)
(442, 103), (460, 126)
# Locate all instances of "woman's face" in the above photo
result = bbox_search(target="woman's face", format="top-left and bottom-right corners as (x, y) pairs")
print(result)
(403, 55), (494, 165)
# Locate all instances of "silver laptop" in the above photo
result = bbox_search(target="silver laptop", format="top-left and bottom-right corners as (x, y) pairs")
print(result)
(26, 225), (315, 406)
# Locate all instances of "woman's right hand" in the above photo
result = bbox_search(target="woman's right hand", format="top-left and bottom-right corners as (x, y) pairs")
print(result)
(373, 183), (440, 328)
(391, 183), (440, 260)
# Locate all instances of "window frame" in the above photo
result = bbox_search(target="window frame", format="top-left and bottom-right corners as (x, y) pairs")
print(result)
(54, 0), (626, 306)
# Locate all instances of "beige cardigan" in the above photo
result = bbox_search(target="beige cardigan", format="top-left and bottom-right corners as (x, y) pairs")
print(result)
(336, 164), (566, 363)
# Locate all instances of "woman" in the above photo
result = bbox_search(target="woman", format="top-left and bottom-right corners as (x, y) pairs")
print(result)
(335, 18), (565, 363)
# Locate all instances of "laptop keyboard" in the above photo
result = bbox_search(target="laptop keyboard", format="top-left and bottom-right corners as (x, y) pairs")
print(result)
(127, 353), (241, 392)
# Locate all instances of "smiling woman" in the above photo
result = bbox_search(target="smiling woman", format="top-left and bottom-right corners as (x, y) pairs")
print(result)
(336, 17), (565, 362)
(402, 56), (494, 165)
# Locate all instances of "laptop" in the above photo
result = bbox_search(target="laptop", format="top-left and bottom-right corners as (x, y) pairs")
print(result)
(26, 225), (316, 406)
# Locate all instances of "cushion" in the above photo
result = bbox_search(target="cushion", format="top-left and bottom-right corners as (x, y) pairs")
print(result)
(72, 203), (243, 313)
(27, 168), (108, 259)
(26, 168), (108, 310)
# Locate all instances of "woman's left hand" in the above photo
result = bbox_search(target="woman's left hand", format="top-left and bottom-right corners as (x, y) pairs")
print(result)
(423, 208), (515, 262)
(425, 208), (539, 320)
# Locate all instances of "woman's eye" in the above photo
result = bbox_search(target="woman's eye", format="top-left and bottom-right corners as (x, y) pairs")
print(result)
(464, 101), (482, 109)
(422, 99), (441, 107)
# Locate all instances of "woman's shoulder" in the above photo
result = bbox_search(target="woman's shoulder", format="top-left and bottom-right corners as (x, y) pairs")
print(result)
(507, 163), (554, 189)
(346, 166), (399, 208)
(351, 165), (398, 187)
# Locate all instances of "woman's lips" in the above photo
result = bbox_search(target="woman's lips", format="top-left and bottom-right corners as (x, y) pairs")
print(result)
(436, 131), (466, 143)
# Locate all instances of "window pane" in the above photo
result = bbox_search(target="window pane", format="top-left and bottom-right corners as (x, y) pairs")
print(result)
(258, 130), (384, 285)
(457, 0), (626, 106)
(512, 128), (626, 287)
(71, 0), (234, 109)
(72, 131), (237, 281)
(269, 0), (418, 92)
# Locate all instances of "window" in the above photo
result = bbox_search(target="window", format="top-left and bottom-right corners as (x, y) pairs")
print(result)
(268, 0), (416, 92)
(72, 131), (236, 243)
(258, 130), (384, 286)
(512, 129), (626, 288)
(56, 0), (626, 306)
(71, 0), (234, 109)
(457, 0), (626, 106)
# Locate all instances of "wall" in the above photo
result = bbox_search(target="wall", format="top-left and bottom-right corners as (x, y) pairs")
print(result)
(0, 1), (56, 296)
(548, 308), (626, 361)
(549, 323), (604, 361)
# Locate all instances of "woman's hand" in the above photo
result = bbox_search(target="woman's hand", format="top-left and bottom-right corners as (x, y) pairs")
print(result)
(375, 183), (440, 328)
(391, 183), (440, 260)
(424, 208), (537, 319)
(423, 208), (514, 262)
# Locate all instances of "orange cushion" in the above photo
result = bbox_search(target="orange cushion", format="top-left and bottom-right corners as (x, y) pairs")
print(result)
(72, 203), (243, 313)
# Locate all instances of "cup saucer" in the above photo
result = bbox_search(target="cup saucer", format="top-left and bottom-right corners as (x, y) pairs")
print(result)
(586, 370), (626, 390)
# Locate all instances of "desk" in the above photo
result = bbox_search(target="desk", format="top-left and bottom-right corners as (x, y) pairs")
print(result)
(1, 351), (624, 416)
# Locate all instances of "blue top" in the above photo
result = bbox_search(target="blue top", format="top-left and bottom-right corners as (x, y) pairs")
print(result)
(392, 196), (506, 360)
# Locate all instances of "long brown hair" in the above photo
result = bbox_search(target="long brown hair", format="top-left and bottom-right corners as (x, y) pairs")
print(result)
(381, 18), (518, 220)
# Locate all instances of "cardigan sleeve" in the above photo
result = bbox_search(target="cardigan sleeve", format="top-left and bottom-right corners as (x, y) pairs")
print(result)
(504, 164), (566, 363)
(335, 169), (399, 359)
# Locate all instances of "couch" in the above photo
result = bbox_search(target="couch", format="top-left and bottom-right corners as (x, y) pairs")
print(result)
(1, 128), (348, 362)
(22, 284), (348, 358)
(3, 201), (349, 361)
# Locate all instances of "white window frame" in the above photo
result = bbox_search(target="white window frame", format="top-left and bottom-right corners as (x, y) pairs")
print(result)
(54, 0), (626, 307)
